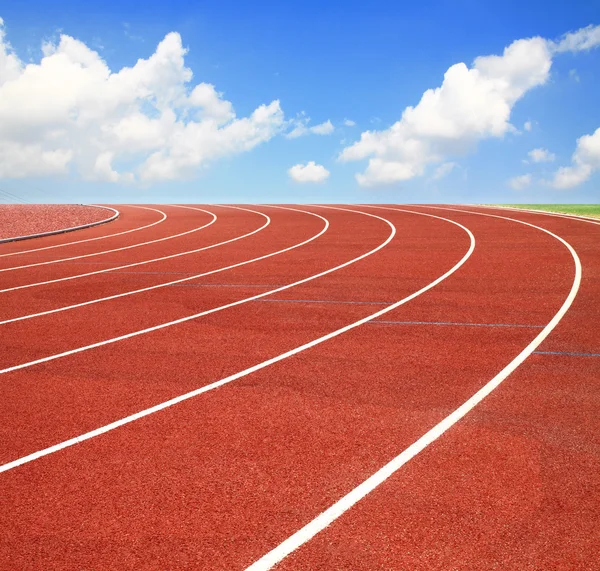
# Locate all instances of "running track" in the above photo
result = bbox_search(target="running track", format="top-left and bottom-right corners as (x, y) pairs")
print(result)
(0, 204), (598, 570)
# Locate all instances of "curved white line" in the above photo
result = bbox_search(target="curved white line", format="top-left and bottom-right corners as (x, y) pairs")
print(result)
(0, 205), (312, 324)
(0, 206), (241, 293)
(0, 205), (166, 258)
(245, 205), (581, 571)
(0, 206), (473, 475)
(0, 205), (119, 245)
(0, 204), (324, 343)
(0, 205), (215, 273)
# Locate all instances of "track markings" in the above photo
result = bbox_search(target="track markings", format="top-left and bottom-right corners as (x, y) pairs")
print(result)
(0, 205), (269, 316)
(0, 205), (217, 276)
(244, 205), (581, 571)
(0, 205), (165, 258)
(0, 205), (331, 373)
(0, 206), (308, 325)
(167, 283), (280, 288)
(534, 350), (600, 357)
(0, 207), (475, 476)
(255, 299), (390, 305)
(371, 320), (544, 328)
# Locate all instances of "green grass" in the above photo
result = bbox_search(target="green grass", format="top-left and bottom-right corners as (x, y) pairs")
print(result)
(499, 204), (600, 219)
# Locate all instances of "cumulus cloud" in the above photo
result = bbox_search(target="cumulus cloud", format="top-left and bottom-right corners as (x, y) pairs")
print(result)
(288, 161), (330, 183)
(550, 127), (600, 189)
(343, 119), (356, 127)
(0, 18), (285, 182)
(340, 24), (600, 186)
(310, 119), (334, 135)
(552, 24), (600, 53)
(524, 120), (533, 132)
(286, 115), (334, 139)
(0, 18), (21, 86)
(508, 173), (532, 190)
(528, 148), (556, 163)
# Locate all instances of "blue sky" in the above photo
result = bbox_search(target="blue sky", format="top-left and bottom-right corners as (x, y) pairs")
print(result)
(0, 0), (599, 204)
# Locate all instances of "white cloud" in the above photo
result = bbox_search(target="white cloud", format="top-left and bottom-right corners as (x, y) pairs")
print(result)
(552, 164), (592, 189)
(528, 148), (556, 163)
(430, 161), (456, 180)
(288, 161), (330, 183)
(524, 120), (532, 132)
(310, 119), (334, 135)
(569, 68), (580, 82)
(550, 127), (600, 189)
(553, 24), (600, 53)
(286, 116), (334, 138)
(0, 18), (21, 87)
(286, 125), (307, 138)
(343, 119), (356, 127)
(508, 173), (532, 190)
(340, 24), (600, 187)
(188, 83), (234, 123)
(0, 19), (285, 182)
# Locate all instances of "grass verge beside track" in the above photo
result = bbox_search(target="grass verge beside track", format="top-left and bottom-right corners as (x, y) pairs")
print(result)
(498, 204), (600, 218)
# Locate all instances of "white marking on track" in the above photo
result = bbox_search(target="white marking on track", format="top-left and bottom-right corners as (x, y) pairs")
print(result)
(0, 205), (216, 274)
(244, 205), (581, 571)
(0, 205), (327, 358)
(0, 205), (166, 258)
(0, 207), (473, 474)
(0, 205), (280, 324)
(0, 205), (257, 293)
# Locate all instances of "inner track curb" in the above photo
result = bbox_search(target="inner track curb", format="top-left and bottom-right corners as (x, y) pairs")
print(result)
(0, 205), (119, 244)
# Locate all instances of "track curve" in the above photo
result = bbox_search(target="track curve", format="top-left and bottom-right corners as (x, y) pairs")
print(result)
(0, 204), (597, 571)
(0, 204), (164, 258)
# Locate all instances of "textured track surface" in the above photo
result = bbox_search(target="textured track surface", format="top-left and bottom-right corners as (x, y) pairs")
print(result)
(0, 204), (113, 240)
(0, 204), (598, 570)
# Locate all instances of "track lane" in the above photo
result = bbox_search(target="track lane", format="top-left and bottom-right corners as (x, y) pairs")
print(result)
(0, 207), (478, 569)
(61, 204), (571, 571)
(454, 204), (600, 354)
(0, 205), (271, 321)
(0, 206), (220, 289)
(2, 209), (404, 460)
(0, 206), (326, 361)
(0, 204), (363, 326)
(0, 205), (118, 244)
(0, 206), (214, 273)
(4, 206), (474, 470)
(256, 205), (591, 571)
(0, 205), (165, 259)
(1, 205), (591, 570)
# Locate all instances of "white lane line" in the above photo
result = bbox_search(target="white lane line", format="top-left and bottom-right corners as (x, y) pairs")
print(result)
(0, 205), (216, 273)
(0, 205), (119, 245)
(0, 205), (247, 293)
(0, 207), (472, 475)
(0, 205), (166, 258)
(0, 205), (326, 359)
(0, 205), (278, 325)
(245, 205), (581, 571)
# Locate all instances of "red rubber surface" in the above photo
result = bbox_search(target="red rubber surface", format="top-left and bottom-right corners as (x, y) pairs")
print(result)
(0, 205), (161, 258)
(0, 205), (598, 570)
(0, 204), (113, 241)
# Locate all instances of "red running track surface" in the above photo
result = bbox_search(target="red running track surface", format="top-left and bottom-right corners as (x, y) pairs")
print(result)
(0, 204), (598, 570)
(0, 204), (115, 241)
